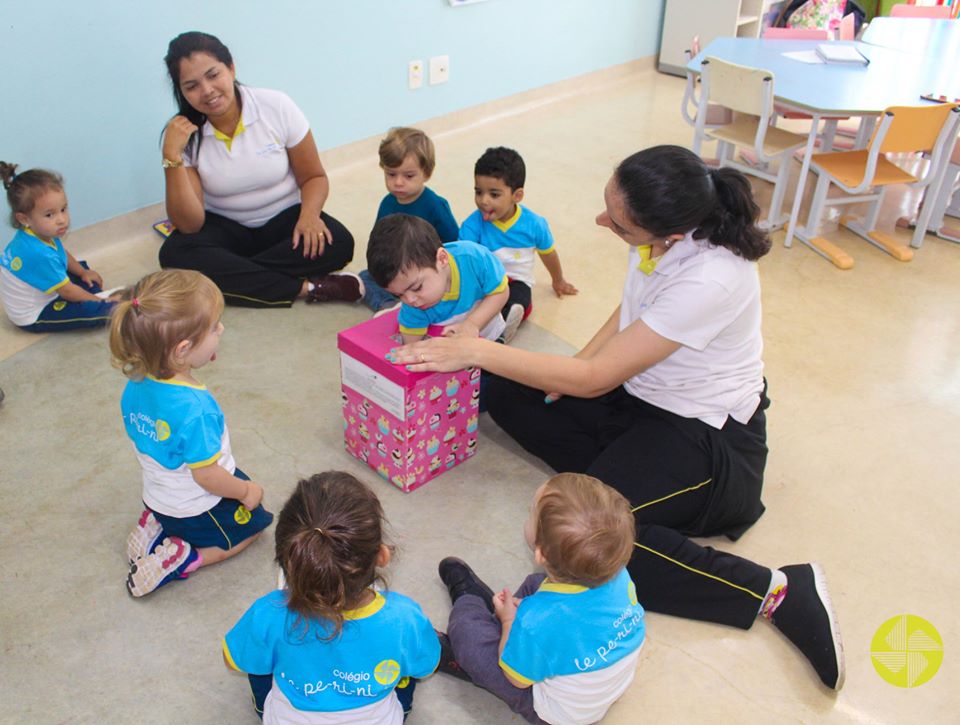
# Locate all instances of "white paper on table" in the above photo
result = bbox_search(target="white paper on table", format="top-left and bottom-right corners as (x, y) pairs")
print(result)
(782, 50), (824, 64)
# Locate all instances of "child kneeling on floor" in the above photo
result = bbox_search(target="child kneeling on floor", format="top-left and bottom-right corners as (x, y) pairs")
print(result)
(223, 472), (440, 723)
(436, 473), (645, 725)
(110, 269), (273, 597)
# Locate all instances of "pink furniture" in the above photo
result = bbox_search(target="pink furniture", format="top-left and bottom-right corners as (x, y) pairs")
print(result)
(890, 4), (952, 18)
(338, 311), (480, 492)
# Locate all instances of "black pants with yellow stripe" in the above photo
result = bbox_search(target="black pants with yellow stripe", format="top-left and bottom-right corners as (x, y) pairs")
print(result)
(487, 377), (772, 629)
(159, 205), (354, 308)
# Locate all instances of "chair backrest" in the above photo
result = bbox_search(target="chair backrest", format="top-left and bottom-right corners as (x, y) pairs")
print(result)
(889, 4), (952, 18)
(838, 13), (856, 40)
(690, 34), (701, 57)
(702, 57), (773, 116)
(762, 26), (831, 40)
(875, 104), (958, 153)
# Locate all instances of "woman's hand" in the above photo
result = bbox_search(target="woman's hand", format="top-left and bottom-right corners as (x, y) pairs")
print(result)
(292, 212), (331, 259)
(441, 319), (479, 339)
(386, 335), (482, 372)
(162, 115), (199, 160)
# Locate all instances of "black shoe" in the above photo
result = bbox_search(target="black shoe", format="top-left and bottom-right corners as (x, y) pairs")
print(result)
(771, 563), (845, 690)
(435, 630), (472, 681)
(438, 557), (495, 612)
(307, 272), (363, 303)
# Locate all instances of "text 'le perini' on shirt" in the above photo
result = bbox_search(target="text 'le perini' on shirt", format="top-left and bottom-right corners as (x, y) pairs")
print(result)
(121, 375), (236, 517)
(500, 567), (645, 725)
(224, 589), (440, 725)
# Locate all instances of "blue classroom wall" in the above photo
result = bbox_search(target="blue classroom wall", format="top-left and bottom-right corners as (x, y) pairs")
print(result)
(0, 0), (662, 231)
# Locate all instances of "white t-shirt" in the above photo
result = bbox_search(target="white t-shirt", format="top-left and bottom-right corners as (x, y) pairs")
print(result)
(184, 86), (310, 227)
(264, 684), (401, 725)
(533, 648), (641, 725)
(619, 233), (764, 429)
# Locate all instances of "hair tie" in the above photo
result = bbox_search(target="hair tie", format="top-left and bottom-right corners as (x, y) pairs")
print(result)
(131, 297), (141, 312)
(314, 527), (325, 536)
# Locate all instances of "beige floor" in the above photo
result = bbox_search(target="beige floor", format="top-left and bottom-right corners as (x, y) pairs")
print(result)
(1, 64), (957, 723)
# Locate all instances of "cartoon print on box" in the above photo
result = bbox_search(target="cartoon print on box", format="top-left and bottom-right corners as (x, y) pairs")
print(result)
(339, 321), (482, 492)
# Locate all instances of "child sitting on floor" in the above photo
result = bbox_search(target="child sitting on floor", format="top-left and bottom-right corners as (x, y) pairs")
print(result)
(436, 473), (644, 725)
(0, 162), (123, 332)
(360, 127), (460, 315)
(459, 147), (577, 343)
(367, 213), (509, 344)
(110, 269), (273, 597)
(223, 471), (440, 723)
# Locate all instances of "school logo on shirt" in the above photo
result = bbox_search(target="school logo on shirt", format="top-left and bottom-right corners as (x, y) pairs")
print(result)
(10, 257), (22, 271)
(373, 659), (400, 685)
(53, 301), (66, 311)
(234, 505), (252, 524)
(155, 419), (171, 442)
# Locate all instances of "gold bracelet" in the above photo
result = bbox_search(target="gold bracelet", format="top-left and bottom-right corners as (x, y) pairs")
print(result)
(161, 158), (184, 169)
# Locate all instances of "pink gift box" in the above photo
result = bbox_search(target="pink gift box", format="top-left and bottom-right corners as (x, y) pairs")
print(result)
(337, 310), (480, 492)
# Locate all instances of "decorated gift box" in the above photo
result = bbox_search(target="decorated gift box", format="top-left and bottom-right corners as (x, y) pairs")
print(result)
(337, 310), (480, 492)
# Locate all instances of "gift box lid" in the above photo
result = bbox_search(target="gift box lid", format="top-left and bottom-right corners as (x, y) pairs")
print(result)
(337, 309), (441, 388)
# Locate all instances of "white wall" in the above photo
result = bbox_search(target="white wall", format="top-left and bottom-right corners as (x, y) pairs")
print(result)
(0, 0), (662, 230)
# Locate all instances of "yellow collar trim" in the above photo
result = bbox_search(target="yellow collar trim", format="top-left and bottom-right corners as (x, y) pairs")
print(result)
(146, 374), (207, 390)
(538, 580), (589, 594)
(343, 591), (386, 620)
(23, 227), (58, 248)
(442, 253), (460, 301)
(492, 204), (521, 232)
(636, 245), (660, 275)
(213, 116), (246, 152)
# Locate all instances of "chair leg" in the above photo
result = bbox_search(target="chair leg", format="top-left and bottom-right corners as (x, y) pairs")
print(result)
(804, 173), (832, 237)
(926, 163), (960, 239)
(766, 154), (792, 229)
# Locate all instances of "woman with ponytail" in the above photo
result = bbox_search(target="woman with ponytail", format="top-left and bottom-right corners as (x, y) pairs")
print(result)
(388, 146), (846, 691)
(224, 472), (440, 722)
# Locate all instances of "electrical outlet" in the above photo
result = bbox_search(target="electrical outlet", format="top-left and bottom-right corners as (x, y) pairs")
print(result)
(408, 59), (423, 90)
(429, 55), (450, 85)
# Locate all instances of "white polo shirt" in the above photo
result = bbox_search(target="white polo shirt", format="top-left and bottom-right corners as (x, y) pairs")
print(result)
(619, 233), (764, 429)
(184, 86), (310, 227)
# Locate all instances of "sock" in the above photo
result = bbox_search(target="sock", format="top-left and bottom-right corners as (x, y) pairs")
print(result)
(176, 548), (202, 579)
(307, 281), (316, 292)
(759, 568), (788, 619)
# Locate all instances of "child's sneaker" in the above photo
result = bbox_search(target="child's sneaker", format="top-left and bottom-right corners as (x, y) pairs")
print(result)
(770, 563), (845, 690)
(438, 557), (495, 612)
(126, 537), (192, 598)
(500, 304), (524, 344)
(126, 509), (163, 564)
(307, 272), (364, 303)
(435, 630), (472, 681)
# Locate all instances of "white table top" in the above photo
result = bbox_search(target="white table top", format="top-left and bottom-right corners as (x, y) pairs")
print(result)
(688, 37), (960, 116)
(861, 16), (960, 57)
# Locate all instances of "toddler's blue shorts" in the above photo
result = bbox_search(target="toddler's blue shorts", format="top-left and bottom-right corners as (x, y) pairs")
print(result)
(150, 468), (273, 550)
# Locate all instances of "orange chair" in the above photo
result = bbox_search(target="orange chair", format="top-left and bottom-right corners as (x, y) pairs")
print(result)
(692, 57), (808, 230)
(889, 4), (952, 18)
(791, 104), (960, 268)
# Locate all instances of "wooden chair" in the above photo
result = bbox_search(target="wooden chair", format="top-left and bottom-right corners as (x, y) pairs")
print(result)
(692, 57), (808, 230)
(791, 104), (960, 268)
(889, 4), (952, 18)
(681, 37), (733, 129)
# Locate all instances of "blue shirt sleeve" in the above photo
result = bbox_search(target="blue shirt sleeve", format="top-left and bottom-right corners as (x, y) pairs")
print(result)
(475, 246), (508, 295)
(533, 215), (556, 252)
(6, 236), (69, 293)
(432, 197), (460, 243)
(180, 412), (225, 468)
(376, 194), (393, 221)
(402, 602), (442, 679)
(398, 304), (431, 336)
(459, 211), (482, 243)
(500, 604), (549, 684)
(224, 595), (279, 675)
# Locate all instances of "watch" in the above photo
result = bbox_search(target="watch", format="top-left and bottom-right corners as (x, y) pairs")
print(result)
(161, 158), (184, 169)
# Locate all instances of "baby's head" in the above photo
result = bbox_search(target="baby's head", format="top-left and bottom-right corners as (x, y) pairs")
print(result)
(0, 162), (68, 239)
(474, 146), (525, 223)
(524, 473), (634, 587)
(275, 472), (390, 637)
(379, 127), (435, 205)
(109, 269), (224, 381)
(366, 213), (450, 310)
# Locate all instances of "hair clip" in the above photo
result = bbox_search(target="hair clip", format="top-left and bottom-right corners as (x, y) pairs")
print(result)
(314, 527), (325, 536)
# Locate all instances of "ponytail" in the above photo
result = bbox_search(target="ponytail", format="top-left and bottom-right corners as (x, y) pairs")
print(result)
(275, 473), (387, 639)
(703, 167), (771, 261)
(614, 145), (770, 261)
